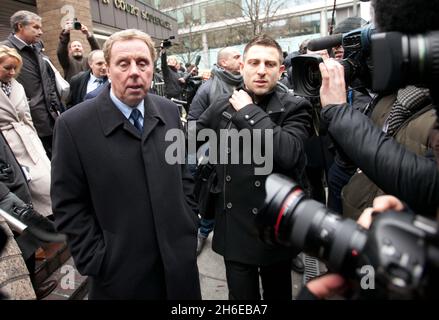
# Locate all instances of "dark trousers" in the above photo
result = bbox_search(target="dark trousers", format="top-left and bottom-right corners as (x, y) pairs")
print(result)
(327, 162), (356, 214)
(224, 259), (292, 300)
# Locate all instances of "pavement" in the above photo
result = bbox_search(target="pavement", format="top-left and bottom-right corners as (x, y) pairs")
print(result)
(38, 233), (310, 300)
(197, 233), (306, 300)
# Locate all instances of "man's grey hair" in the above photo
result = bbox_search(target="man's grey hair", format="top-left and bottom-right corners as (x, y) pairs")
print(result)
(103, 29), (156, 64)
(10, 10), (41, 33)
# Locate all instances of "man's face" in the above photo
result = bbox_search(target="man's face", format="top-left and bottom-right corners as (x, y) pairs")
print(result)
(16, 19), (42, 45)
(167, 57), (178, 68)
(89, 51), (107, 78)
(332, 45), (345, 60)
(222, 51), (241, 73)
(70, 41), (84, 58)
(241, 45), (284, 97)
(107, 39), (153, 106)
(0, 57), (20, 83)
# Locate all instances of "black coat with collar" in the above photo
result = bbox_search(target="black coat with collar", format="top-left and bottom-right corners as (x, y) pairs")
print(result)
(67, 71), (90, 108)
(2, 34), (61, 137)
(51, 86), (200, 299)
(197, 90), (312, 265)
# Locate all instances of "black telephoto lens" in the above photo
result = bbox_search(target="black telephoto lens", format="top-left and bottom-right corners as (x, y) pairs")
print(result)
(256, 173), (367, 277)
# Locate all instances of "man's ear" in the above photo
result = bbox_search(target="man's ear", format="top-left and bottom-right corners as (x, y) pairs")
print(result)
(239, 60), (244, 75)
(279, 64), (285, 78)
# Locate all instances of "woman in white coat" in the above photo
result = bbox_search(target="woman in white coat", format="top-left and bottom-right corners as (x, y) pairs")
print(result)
(0, 45), (51, 217)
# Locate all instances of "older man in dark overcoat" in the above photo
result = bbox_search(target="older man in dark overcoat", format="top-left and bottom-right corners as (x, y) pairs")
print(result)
(51, 29), (200, 299)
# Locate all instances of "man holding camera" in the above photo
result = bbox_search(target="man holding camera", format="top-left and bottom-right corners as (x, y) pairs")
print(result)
(57, 20), (100, 82)
(299, 0), (439, 299)
(317, 1), (439, 219)
(160, 40), (185, 100)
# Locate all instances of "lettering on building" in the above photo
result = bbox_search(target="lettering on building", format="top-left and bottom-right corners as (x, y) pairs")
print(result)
(100, 0), (172, 30)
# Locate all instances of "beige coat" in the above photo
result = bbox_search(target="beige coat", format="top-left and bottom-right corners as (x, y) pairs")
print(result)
(0, 79), (51, 216)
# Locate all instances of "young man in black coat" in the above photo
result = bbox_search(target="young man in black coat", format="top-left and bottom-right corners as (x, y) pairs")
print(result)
(197, 35), (312, 300)
(51, 29), (201, 300)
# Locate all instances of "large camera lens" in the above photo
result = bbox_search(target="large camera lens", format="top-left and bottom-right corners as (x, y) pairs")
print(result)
(256, 173), (367, 276)
(291, 55), (323, 97)
(372, 31), (439, 92)
(291, 55), (357, 97)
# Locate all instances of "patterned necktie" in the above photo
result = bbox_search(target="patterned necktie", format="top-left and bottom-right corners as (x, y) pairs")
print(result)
(129, 108), (143, 133)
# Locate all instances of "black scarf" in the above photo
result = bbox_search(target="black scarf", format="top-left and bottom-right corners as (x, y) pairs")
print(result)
(209, 65), (243, 104)
(385, 86), (431, 136)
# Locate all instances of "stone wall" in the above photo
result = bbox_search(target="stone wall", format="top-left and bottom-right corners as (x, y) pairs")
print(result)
(0, 217), (36, 300)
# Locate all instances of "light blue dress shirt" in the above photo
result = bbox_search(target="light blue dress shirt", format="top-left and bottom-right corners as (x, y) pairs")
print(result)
(110, 89), (144, 128)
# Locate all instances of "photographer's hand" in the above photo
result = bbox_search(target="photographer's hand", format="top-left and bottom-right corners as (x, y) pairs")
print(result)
(81, 24), (92, 38)
(63, 21), (73, 34)
(304, 196), (404, 299)
(229, 89), (253, 111)
(319, 58), (347, 107)
(306, 274), (348, 299)
(358, 196), (405, 229)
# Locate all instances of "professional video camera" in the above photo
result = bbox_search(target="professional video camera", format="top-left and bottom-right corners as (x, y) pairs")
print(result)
(291, 24), (375, 97)
(182, 55), (203, 106)
(371, 31), (439, 93)
(161, 36), (175, 49)
(256, 174), (439, 299)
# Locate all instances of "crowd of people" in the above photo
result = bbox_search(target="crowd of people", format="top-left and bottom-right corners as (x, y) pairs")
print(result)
(0, 0), (438, 301)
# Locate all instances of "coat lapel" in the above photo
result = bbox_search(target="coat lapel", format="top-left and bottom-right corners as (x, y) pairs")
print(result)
(98, 88), (167, 140)
(142, 95), (167, 141)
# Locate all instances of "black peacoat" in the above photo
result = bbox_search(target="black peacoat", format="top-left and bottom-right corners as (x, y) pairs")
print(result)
(197, 90), (313, 266)
(51, 86), (201, 299)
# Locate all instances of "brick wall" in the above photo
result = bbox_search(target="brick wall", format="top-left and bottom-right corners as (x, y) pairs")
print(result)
(36, 0), (93, 74)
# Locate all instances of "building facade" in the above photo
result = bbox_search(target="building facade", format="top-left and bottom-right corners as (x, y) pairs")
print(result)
(0, 0), (177, 71)
(157, 0), (371, 69)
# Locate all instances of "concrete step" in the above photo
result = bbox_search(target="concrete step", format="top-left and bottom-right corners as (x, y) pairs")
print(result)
(0, 218), (36, 300)
(34, 242), (89, 300)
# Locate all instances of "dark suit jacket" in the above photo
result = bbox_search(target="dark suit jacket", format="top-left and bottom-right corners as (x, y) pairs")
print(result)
(67, 71), (90, 108)
(51, 86), (201, 299)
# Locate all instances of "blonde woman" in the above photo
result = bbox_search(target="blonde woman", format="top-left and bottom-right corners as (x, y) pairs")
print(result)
(0, 45), (51, 217)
